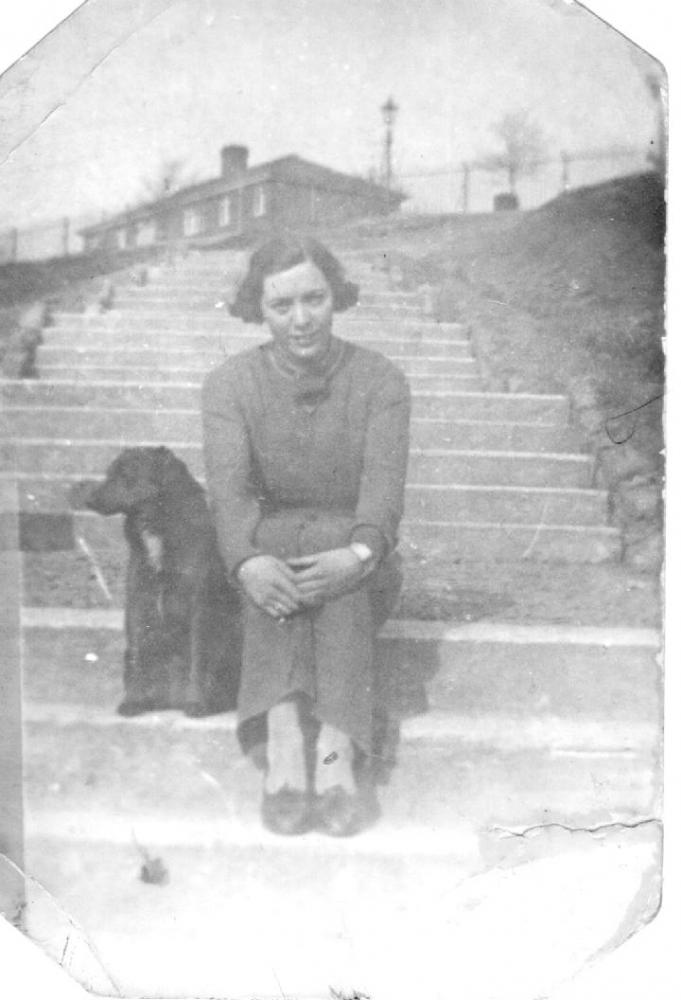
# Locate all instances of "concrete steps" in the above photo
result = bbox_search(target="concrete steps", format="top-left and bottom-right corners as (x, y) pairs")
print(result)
(2, 438), (593, 488)
(41, 328), (474, 358)
(0, 410), (587, 453)
(19, 814), (660, 1000)
(2, 247), (620, 566)
(22, 614), (660, 724)
(35, 346), (478, 374)
(111, 287), (425, 307)
(1, 380), (571, 422)
(110, 293), (427, 318)
(23, 708), (657, 829)
(11, 247), (660, 1000)
(48, 310), (463, 334)
(13, 473), (609, 526)
(35, 365), (485, 393)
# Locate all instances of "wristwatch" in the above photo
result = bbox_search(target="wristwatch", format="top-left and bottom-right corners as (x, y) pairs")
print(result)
(349, 541), (374, 564)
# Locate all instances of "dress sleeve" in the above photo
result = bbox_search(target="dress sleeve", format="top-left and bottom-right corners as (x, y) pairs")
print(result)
(201, 366), (263, 576)
(352, 364), (411, 554)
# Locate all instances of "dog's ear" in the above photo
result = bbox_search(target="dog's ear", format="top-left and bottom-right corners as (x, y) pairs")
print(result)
(154, 445), (193, 490)
(154, 446), (177, 482)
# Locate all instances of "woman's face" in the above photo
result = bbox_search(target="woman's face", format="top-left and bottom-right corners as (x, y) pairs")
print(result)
(260, 259), (333, 365)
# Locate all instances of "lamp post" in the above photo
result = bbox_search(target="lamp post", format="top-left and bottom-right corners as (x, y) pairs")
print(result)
(381, 96), (398, 209)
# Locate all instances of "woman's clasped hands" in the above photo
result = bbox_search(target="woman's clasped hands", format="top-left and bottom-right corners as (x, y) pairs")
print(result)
(237, 548), (368, 620)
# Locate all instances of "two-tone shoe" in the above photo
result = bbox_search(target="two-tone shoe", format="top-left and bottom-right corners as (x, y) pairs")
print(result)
(314, 785), (381, 837)
(261, 787), (315, 836)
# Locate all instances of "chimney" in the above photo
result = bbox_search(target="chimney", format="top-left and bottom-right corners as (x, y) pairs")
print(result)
(220, 145), (249, 178)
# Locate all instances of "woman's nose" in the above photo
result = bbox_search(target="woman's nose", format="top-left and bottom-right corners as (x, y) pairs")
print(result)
(292, 301), (310, 327)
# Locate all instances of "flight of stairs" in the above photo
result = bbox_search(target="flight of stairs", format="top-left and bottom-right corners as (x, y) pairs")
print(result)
(0, 244), (661, 996)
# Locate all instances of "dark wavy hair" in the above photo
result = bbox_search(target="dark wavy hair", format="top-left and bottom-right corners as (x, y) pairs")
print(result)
(229, 234), (359, 324)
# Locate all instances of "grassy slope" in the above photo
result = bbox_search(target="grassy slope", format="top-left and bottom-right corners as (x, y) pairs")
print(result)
(364, 172), (665, 469)
(0, 247), (163, 352)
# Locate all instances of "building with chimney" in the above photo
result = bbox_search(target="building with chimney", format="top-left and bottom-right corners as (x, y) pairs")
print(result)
(80, 145), (404, 252)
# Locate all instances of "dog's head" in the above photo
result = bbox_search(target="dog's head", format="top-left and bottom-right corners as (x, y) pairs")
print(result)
(84, 446), (188, 516)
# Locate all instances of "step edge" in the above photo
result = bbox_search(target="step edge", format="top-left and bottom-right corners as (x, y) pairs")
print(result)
(22, 701), (659, 751)
(0, 470), (609, 497)
(20, 606), (661, 647)
(23, 807), (481, 856)
(3, 472), (608, 498)
(38, 351), (475, 363)
(2, 440), (593, 464)
(5, 381), (566, 404)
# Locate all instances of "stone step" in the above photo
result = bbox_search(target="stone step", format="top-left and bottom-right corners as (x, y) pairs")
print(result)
(35, 365), (484, 394)
(36, 345), (476, 374)
(20, 801), (659, 1000)
(13, 474), (609, 525)
(113, 286), (423, 307)
(22, 614), (661, 724)
(405, 483), (607, 525)
(109, 295), (427, 318)
(23, 707), (657, 836)
(0, 408), (586, 453)
(1, 381), (570, 423)
(128, 272), (392, 295)
(42, 329), (474, 359)
(401, 519), (621, 563)
(49, 311), (463, 335)
(21, 828), (476, 1000)
(2, 438), (593, 488)
(19, 509), (619, 567)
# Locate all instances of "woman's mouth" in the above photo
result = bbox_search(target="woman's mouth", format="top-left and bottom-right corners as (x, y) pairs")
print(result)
(290, 335), (318, 349)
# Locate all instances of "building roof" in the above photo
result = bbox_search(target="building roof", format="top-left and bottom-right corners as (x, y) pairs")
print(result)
(80, 152), (403, 236)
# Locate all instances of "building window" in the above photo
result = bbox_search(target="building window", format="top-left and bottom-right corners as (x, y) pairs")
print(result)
(136, 220), (156, 246)
(253, 185), (267, 217)
(182, 208), (203, 236)
(218, 196), (232, 227)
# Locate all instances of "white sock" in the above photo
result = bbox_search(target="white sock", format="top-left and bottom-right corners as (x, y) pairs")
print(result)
(315, 723), (356, 794)
(265, 700), (307, 793)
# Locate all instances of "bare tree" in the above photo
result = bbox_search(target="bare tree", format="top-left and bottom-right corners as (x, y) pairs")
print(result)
(139, 158), (196, 204)
(478, 110), (547, 194)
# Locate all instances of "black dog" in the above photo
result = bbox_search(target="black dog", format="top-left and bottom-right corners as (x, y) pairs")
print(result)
(73, 446), (242, 718)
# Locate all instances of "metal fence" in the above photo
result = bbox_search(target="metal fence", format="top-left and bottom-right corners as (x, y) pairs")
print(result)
(0, 148), (655, 264)
(0, 215), (97, 265)
(397, 147), (653, 215)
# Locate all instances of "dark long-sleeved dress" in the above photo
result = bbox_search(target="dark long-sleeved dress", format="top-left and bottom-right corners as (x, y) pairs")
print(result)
(201, 334), (419, 775)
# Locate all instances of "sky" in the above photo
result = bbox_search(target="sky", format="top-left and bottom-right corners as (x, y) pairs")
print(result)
(0, 0), (663, 228)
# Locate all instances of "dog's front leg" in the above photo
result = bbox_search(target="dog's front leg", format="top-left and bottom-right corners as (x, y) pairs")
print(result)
(184, 590), (213, 716)
(119, 552), (165, 714)
(160, 581), (194, 710)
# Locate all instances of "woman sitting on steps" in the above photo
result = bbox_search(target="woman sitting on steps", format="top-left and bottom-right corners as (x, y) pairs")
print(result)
(201, 234), (421, 837)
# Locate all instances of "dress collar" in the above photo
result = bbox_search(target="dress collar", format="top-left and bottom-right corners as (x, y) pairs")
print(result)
(265, 336), (348, 405)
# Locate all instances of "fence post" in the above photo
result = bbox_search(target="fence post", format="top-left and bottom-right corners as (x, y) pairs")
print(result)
(0, 479), (25, 927)
(9, 228), (18, 262)
(61, 217), (70, 257)
(561, 151), (571, 192)
(461, 163), (470, 213)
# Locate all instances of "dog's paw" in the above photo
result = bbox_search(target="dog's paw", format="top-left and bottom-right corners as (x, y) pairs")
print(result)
(183, 701), (213, 718)
(117, 698), (166, 717)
